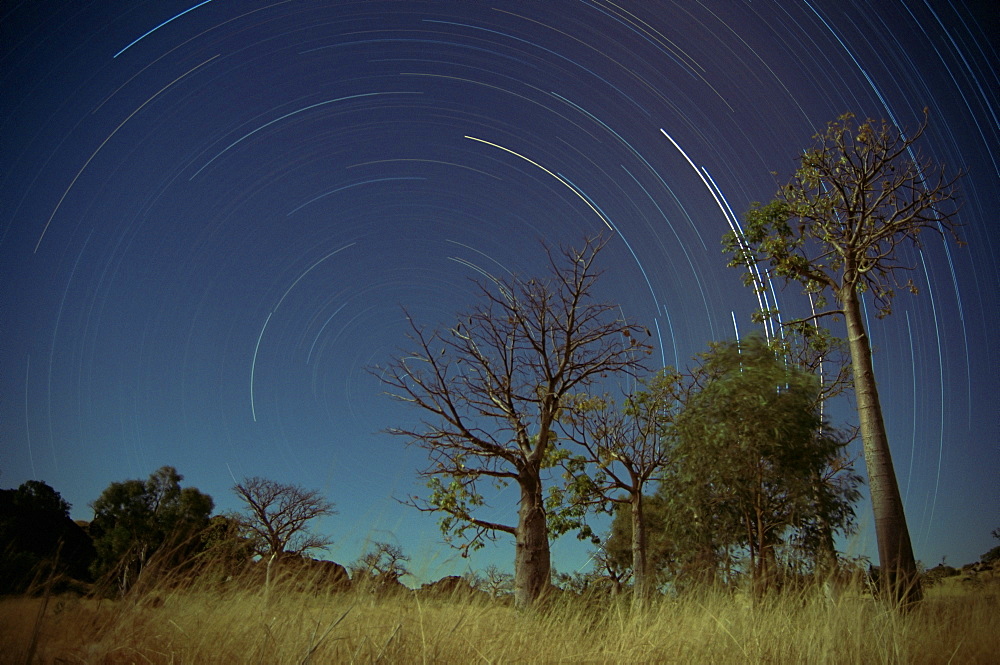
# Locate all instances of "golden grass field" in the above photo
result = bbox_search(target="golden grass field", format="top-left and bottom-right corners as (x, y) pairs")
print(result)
(1, 570), (996, 664)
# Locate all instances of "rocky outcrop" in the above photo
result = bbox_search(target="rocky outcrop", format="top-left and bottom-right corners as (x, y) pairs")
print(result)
(240, 553), (351, 592)
(418, 575), (481, 599)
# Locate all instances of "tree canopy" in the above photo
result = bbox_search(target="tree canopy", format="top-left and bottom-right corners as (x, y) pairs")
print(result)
(89, 466), (213, 593)
(673, 336), (860, 593)
(0, 480), (94, 594)
(597, 337), (862, 596)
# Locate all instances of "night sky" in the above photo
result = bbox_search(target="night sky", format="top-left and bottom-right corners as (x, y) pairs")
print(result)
(2, 1), (997, 582)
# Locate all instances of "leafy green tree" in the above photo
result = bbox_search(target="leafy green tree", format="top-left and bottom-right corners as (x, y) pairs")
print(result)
(672, 337), (860, 595)
(89, 466), (213, 593)
(724, 111), (962, 606)
(194, 514), (256, 581)
(560, 368), (682, 604)
(378, 237), (650, 608)
(0, 480), (94, 593)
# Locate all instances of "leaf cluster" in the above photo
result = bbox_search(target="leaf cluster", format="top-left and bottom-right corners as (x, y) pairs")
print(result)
(724, 109), (962, 319)
(89, 466), (214, 587)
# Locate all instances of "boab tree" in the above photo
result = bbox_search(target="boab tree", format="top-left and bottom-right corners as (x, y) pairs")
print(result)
(351, 541), (411, 593)
(231, 476), (336, 584)
(560, 368), (682, 605)
(377, 236), (649, 608)
(724, 110), (962, 606)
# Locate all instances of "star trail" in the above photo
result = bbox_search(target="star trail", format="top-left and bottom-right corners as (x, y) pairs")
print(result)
(2, 0), (997, 579)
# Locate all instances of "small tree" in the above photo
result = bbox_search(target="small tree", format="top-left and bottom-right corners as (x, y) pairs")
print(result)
(195, 514), (255, 581)
(590, 540), (632, 595)
(673, 337), (860, 596)
(480, 564), (515, 599)
(724, 110), (962, 606)
(351, 541), (410, 593)
(377, 236), (650, 608)
(231, 477), (335, 559)
(560, 368), (682, 604)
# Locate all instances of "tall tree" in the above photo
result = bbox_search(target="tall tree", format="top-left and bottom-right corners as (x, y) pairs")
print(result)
(724, 110), (962, 605)
(377, 236), (649, 608)
(560, 368), (682, 604)
(89, 466), (213, 593)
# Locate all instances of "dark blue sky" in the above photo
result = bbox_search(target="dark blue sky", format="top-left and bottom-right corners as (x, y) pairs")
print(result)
(2, 0), (997, 581)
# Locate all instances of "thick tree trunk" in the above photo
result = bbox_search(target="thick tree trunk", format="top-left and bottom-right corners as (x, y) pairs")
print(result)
(842, 288), (922, 607)
(631, 492), (649, 606)
(513, 468), (550, 609)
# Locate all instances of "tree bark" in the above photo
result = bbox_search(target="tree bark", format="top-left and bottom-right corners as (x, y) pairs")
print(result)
(842, 287), (922, 606)
(631, 491), (649, 607)
(513, 467), (550, 609)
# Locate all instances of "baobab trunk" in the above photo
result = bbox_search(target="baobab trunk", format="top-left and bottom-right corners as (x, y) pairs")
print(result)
(631, 491), (650, 606)
(513, 468), (551, 609)
(842, 287), (922, 606)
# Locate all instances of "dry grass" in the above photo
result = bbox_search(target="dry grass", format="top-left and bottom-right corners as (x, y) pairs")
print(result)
(1, 571), (996, 664)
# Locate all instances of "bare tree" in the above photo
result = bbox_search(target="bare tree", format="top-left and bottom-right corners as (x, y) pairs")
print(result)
(351, 541), (410, 592)
(377, 236), (650, 608)
(560, 368), (682, 605)
(724, 110), (962, 607)
(591, 544), (631, 596)
(480, 564), (514, 599)
(231, 477), (335, 559)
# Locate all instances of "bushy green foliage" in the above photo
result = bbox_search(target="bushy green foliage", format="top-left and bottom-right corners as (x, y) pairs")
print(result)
(88, 466), (213, 593)
(0, 480), (94, 594)
(602, 336), (861, 594)
(673, 336), (860, 591)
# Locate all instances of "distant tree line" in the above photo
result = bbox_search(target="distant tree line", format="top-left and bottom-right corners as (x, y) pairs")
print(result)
(0, 467), (335, 597)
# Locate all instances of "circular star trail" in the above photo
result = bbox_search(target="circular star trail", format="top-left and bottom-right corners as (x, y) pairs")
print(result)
(2, 0), (997, 578)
